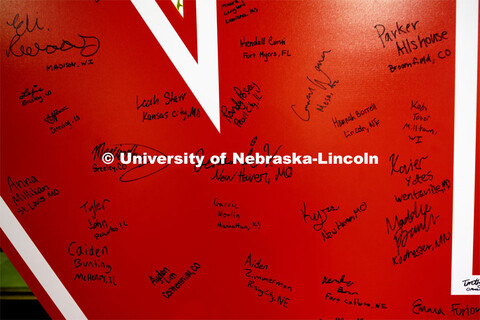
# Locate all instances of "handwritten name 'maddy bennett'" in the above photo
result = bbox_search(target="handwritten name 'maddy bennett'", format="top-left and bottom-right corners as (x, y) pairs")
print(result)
(6, 13), (100, 58)
(291, 50), (338, 121)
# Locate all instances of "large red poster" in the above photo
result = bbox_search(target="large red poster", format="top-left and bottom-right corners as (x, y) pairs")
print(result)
(1, 0), (479, 319)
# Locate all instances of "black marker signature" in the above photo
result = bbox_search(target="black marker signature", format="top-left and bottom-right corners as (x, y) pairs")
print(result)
(7, 13), (43, 37)
(19, 84), (43, 100)
(386, 202), (439, 255)
(44, 106), (69, 124)
(118, 144), (170, 182)
(300, 201), (339, 231)
(6, 13), (100, 58)
(462, 278), (480, 291)
(291, 50), (339, 121)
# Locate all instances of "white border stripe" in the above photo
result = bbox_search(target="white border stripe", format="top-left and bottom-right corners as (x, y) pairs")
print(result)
(452, 0), (480, 295)
(0, 197), (87, 319)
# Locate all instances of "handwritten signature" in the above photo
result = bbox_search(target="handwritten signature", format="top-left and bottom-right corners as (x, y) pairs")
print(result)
(117, 144), (170, 182)
(462, 278), (480, 291)
(44, 106), (69, 124)
(300, 201), (340, 231)
(19, 84), (52, 106)
(6, 13), (100, 58)
(291, 50), (339, 121)
(386, 202), (439, 254)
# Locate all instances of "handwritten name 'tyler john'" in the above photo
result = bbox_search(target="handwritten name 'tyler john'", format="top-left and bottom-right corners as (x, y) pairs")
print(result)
(291, 50), (339, 121)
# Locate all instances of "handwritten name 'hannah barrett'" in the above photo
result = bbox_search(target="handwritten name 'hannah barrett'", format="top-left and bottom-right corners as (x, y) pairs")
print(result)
(112, 152), (379, 167)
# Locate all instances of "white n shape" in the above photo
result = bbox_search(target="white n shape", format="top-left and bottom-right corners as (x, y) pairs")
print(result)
(131, 0), (221, 132)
